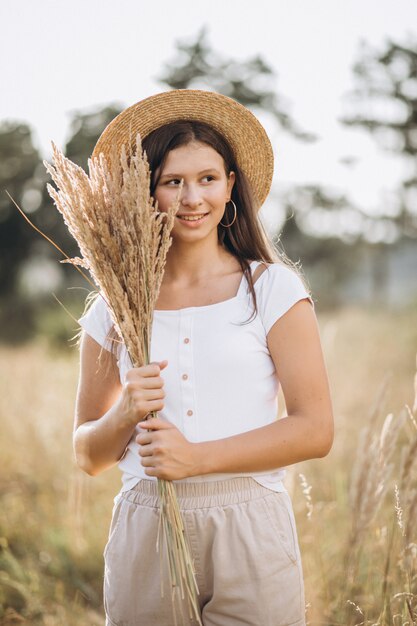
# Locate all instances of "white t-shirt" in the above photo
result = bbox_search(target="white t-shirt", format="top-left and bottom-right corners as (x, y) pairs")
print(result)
(78, 260), (314, 494)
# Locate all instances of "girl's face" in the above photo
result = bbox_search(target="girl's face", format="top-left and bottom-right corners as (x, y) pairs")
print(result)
(154, 141), (235, 240)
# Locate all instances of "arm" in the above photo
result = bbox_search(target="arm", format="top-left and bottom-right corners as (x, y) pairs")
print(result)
(199, 298), (334, 473)
(137, 298), (334, 479)
(73, 331), (166, 476)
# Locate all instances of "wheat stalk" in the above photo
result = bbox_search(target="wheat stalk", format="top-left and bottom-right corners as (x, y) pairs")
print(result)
(43, 135), (201, 625)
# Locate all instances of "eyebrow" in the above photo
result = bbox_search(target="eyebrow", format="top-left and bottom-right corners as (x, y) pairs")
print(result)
(159, 168), (221, 179)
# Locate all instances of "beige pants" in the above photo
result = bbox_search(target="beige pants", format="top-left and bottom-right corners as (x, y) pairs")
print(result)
(103, 477), (305, 626)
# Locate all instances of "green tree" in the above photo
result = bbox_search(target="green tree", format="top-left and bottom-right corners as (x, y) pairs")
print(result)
(0, 106), (123, 296)
(0, 122), (41, 295)
(42, 104), (124, 280)
(158, 27), (316, 142)
(341, 36), (417, 239)
(0, 106), (123, 341)
(279, 185), (392, 304)
(64, 104), (123, 170)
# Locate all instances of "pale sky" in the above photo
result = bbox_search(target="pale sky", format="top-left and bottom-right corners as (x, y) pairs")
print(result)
(1, 0), (416, 232)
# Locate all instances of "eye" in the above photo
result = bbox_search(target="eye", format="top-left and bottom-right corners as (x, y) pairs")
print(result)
(165, 178), (182, 186)
(202, 175), (215, 183)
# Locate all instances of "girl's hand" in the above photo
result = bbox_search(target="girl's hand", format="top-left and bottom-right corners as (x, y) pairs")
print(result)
(117, 360), (168, 428)
(136, 418), (200, 480)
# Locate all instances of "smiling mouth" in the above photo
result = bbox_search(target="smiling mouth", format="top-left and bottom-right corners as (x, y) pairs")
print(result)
(176, 213), (209, 222)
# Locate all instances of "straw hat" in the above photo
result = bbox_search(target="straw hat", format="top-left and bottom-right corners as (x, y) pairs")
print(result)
(92, 89), (274, 209)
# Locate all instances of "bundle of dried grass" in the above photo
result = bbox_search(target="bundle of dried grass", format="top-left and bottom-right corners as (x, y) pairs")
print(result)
(43, 136), (201, 625)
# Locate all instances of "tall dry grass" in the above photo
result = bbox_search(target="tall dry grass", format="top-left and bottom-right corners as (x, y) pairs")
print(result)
(0, 304), (416, 625)
(287, 305), (417, 626)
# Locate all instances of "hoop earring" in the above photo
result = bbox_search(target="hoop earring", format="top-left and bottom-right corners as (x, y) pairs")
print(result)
(220, 200), (237, 228)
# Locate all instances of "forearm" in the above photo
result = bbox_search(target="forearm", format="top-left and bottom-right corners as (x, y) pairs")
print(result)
(195, 413), (333, 476)
(73, 400), (135, 476)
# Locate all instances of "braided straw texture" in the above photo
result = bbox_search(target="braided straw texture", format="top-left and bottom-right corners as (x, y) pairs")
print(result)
(92, 89), (274, 209)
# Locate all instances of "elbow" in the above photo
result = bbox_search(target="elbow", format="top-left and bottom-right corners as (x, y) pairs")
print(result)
(316, 438), (333, 458)
(74, 449), (98, 476)
(315, 421), (334, 458)
(73, 430), (99, 477)
(78, 459), (100, 477)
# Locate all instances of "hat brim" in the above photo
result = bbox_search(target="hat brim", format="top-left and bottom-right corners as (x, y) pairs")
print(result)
(92, 89), (274, 209)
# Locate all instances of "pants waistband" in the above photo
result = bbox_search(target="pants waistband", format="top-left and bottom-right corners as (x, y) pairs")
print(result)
(121, 477), (280, 509)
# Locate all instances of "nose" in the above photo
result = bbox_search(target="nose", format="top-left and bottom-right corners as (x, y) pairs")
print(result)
(180, 183), (203, 209)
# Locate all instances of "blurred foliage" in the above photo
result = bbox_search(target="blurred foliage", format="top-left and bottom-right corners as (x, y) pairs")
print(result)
(341, 36), (417, 239)
(278, 184), (404, 305)
(0, 122), (41, 296)
(0, 106), (123, 344)
(158, 26), (317, 142)
(65, 104), (123, 172)
(1, 29), (416, 345)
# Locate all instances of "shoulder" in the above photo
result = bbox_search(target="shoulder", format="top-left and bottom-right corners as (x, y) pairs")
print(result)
(251, 262), (314, 335)
(79, 291), (112, 323)
(253, 261), (306, 290)
(78, 292), (114, 349)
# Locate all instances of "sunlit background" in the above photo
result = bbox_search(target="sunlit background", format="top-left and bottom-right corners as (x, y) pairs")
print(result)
(1, 1), (417, 624)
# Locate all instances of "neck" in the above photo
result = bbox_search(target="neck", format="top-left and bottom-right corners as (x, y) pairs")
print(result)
(163, 238), (235, 284)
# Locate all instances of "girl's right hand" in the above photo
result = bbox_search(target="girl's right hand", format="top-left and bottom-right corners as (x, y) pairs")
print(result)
(117, 360), (168, 427)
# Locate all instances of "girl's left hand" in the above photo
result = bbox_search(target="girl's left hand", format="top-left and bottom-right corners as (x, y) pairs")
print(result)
(136, 418), (200, 480)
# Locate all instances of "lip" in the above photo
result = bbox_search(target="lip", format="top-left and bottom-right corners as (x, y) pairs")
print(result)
(176, 213), (209, 227)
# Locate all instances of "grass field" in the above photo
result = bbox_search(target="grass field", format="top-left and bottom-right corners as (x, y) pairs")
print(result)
(1, 304), (416, 625)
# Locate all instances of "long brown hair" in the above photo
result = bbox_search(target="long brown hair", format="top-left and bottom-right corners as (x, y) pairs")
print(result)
(141, 120), (293, 316)
(80, 119), (310, 365)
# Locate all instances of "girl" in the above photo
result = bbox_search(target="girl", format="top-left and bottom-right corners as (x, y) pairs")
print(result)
(75, 90), (334, 626)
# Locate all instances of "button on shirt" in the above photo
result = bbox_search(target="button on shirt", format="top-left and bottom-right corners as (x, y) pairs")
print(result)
(78, 261), (314, 494)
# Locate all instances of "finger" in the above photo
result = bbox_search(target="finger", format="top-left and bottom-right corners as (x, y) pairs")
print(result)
(140, 390), (165, 405)
(143, 360), (168, 376)
(140, 455), (154, 466)
(140, 377), (165, 390)
(138, 417), (171, 430)
(138, 446), (153, 457)
(144, 467), (158, 478)
(136, 433), (152, 445)
(140, 363), (163, 377)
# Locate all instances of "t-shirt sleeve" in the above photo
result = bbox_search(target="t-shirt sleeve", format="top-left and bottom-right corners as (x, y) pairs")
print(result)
(256, 263), (315, 335)
(78, 293), (114, 351)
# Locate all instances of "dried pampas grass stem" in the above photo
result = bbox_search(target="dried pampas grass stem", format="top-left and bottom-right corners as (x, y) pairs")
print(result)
(43, 135), (201, 625)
